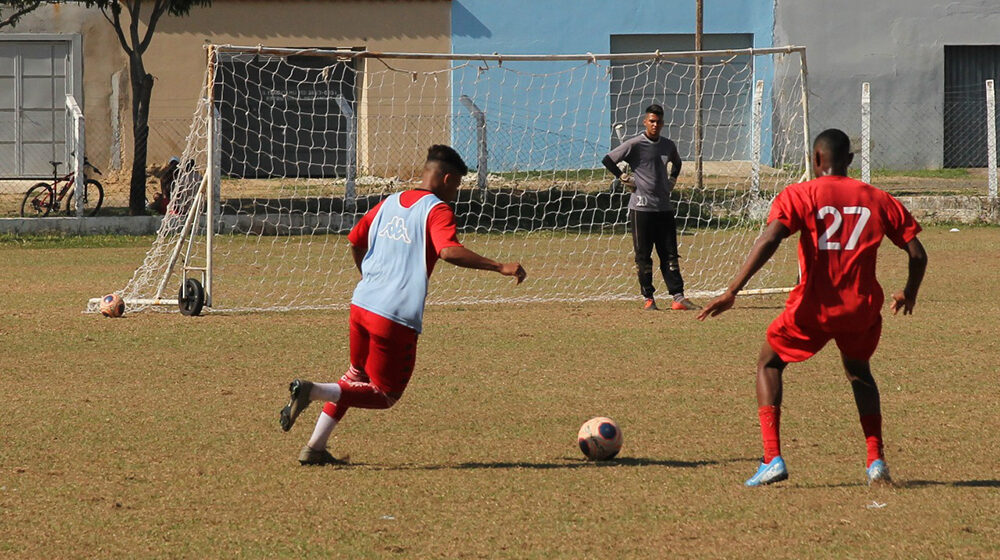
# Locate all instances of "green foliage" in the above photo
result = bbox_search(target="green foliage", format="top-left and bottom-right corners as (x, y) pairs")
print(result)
(0, 0), (45, 29)
(848, 167), (972, 179)
(75, 0), (212, 17)
(0, 0), (211, 28)
(0, 233), (151, 248)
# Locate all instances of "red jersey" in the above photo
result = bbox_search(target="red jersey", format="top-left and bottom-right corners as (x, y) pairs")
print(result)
(768, 175), (921, 331)
(348, 189), (463, 275)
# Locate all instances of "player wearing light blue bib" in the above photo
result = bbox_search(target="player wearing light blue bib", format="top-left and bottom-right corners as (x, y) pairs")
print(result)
(352, 191), (443, 333)
(279, 145), (528, 465)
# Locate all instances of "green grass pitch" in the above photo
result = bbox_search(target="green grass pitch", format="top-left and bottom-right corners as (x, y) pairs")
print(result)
(1, 225), (998, 558)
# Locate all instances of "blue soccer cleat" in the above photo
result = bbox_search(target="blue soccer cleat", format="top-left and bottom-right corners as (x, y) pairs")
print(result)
(745, 456), (789, 487)
(866, 459), (892, 486)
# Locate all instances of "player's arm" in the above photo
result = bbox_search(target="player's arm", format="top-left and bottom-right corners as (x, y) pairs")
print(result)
(440, 246), (527, 284)
(697, 220), (791, 320)
(668, 145), (682, 181)
(351, 243), (366, 273)
(890, 237), (927, 315)
(601, 155), (623, 179)
(347, 201), (382, 274)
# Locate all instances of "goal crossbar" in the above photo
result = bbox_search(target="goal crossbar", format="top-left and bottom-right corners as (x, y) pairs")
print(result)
(212, 44), (808, 62)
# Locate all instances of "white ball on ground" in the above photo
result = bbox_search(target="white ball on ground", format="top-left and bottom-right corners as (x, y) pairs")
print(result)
(99, 293), (125, 318)
(577, 416), (623, 460)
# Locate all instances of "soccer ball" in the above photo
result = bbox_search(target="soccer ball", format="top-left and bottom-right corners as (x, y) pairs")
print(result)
(99, 293), (125, 318)
(577, 416), (623, 460)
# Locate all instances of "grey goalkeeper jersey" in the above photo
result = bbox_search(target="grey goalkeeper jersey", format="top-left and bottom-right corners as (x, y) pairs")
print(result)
(606, 133), (681, 212)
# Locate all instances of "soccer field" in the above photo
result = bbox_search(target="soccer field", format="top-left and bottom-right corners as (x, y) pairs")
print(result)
(1, 226), (999, 558)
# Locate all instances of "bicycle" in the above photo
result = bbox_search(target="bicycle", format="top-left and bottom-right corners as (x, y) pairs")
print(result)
(20, 158), (105, 217)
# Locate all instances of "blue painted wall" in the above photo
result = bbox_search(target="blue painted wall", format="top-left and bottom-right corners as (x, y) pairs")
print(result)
(450, 0), (776, 172)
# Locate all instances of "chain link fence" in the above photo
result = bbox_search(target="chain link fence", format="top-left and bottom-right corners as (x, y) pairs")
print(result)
(4, 82), (999, 217)
(814, 81), (999, 198)
(0, 116), (193, 216)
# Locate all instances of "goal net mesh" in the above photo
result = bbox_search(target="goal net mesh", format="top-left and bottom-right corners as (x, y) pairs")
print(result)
(96, 46), (807, 313)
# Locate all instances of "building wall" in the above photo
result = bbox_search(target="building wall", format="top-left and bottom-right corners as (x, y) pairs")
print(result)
(1, 4), (125, 178)
(3, 0), (452, 181)
(449, 0), (776, 171)
(146, 0), (452, 179)
(775, 0), (1000, 169)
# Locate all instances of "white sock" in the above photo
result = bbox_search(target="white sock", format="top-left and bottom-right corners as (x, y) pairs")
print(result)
(309, 382), (342, 402)
(307, 411), (338, 450)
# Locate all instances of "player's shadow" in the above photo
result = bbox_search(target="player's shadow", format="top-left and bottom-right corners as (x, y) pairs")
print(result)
(901, 479), (1000, 488)
(344, 456), (749, 471)
(797, 478), (1000, 489)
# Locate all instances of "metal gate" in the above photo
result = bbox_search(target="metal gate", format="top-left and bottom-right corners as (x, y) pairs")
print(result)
(944, 45), (1000, 168)
(0, 38), (76, 178)
(609, 33), (754, 160)
(214, 52), (356, 179)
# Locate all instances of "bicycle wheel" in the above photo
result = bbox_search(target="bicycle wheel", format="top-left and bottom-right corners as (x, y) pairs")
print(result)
(64, 179), (105, 217)
(21, 183), (54, 217)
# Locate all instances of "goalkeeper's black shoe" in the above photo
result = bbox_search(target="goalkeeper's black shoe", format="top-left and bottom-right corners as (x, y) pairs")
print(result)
(298, 445), (349, 466)
(279, 379), (313, 432)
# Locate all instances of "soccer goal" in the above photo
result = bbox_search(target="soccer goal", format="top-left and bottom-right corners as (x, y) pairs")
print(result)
(89, 44), (810, 314)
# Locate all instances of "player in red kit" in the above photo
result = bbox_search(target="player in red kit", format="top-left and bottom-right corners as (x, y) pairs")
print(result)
(698, 129), (927, 486)
(279, 145), (527, 465)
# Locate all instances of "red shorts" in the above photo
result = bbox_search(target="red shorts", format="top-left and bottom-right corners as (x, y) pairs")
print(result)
(766, 311), (882, 363)
(349, 305), (418, 399)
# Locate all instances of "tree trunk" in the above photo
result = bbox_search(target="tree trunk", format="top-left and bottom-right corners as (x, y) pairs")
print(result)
(129, 68), (154, 215)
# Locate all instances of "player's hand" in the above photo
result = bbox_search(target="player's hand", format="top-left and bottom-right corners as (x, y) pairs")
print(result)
(696, 291), (736, 321)
(499, 262), (527, 285)
(667, 176), (677, 189)
(890, 290), (916, 315)
(620, 173), (636, 192)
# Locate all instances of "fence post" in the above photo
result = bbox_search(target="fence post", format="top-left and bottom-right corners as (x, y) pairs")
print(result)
(66, 95), (85, 217)
(751, 80), (764, 196)
(335, 95), (357, 208)
(459, 95), (488, 193)
(861, 82), (871, 184)
(987, 80), (997, 201)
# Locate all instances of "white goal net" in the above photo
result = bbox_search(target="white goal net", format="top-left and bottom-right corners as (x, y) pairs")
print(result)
(93, 45), (809, 313)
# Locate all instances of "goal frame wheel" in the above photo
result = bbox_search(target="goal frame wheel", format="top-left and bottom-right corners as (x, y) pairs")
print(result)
(178, 278), (206, 316)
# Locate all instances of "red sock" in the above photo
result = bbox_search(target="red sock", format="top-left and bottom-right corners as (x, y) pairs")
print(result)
(323, 401), (348, 422)
(758, 405), (781, 463)
(860, 414), (884, 467)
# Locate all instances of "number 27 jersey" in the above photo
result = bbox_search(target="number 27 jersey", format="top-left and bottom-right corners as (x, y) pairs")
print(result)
(768, 175), (922, 331)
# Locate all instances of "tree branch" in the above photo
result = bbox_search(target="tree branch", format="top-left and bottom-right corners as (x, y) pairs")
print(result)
(126, 0), (142, 56)
(138, 0), (169, 54)
(101, 3), (134, 57)
(0, 1), (43, 30)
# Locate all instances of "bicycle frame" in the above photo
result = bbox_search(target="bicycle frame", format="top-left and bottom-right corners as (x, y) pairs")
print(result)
(45, 161), (99, 212)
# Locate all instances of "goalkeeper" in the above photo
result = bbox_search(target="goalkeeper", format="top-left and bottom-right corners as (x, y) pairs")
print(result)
(602, 104), (698, 311)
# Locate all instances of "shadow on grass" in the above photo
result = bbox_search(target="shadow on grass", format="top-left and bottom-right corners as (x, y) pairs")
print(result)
(331, 456), (752, 471)
(793, 478), (1000, 490)
(902, 479), (1000, 488)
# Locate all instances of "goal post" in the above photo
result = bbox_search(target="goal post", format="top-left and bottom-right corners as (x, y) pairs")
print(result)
(88, 45), (809, 314)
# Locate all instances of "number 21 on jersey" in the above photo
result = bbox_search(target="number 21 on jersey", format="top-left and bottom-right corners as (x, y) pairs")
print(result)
(817, 206), (871, 250)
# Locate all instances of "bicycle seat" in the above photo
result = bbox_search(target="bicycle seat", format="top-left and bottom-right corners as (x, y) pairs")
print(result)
(49, 161), (62, 169)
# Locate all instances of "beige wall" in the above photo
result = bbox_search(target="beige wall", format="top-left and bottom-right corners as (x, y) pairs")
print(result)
(3, 0), (451, 181)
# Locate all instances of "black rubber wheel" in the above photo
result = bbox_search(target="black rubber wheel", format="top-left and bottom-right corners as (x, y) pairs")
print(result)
(21, 183), (54, 217)
(178, 278), (205, 316)
(64, 179), (105, 217)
